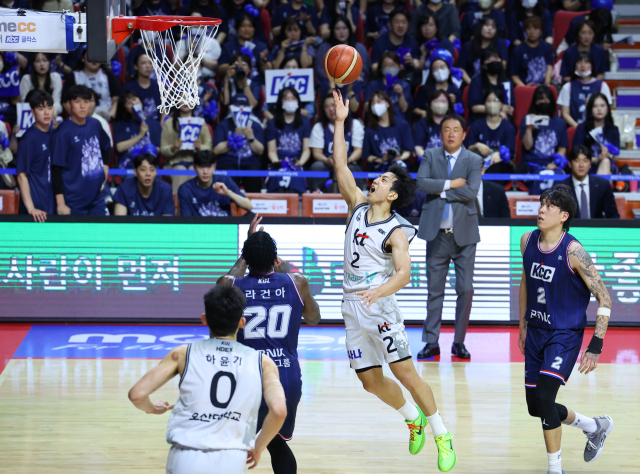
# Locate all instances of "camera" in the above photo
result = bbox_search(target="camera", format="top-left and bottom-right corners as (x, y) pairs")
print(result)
(385, 147), (401, 161)
(235, 67), (247, 81)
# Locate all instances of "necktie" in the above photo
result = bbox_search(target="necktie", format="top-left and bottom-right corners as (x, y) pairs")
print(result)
(442, 155), (453, 222)
(579, 183), (589, 219)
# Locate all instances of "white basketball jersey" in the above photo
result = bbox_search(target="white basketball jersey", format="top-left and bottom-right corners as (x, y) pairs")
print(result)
(166, 338), (262, 451)
(343, 203), (417, 293)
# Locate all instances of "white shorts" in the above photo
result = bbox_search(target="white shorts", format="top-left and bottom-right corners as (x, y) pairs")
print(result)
(166, 444), (247, 474)
(342, 293), (412, 371)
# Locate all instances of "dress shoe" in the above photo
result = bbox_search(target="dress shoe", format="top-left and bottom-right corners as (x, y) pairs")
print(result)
(451, 343), (470, 359)
(417, 343), (440, 359)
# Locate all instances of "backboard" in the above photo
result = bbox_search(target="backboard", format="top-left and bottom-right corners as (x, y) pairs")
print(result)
(87, 0), (127, 63)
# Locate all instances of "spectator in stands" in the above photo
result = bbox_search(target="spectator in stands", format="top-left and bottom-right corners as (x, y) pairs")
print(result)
(409, 0), (461, 41)
(565, 6), (614, 49)
(414, 89), (452, 157)
(16, 90), (54, 222)
(265, 56), (315, 119)
(365, 52), (412, 122)
(3, 0), (30, 9)
(272, 17), (315, 69)
(161, 104), (213, 194)
(557, 52), (612, 128)
(479, 164), (511, 218)
(221, 0), (269, 43)
(52, 85), (112, 216)
(395, 189), (427, 218)
(213, 94), (265, 193)
(63, 48), (121, 121)
(366, 0), (402, 42)
(309, 92), (364, 192)
(362, 91), (414, 171)
(114, 91), (162, 169)
(179, 0), (229, 44)
(113, 153), (174, 216)
(320, 0), (361, 41)
(560, 144), (619, 219)
(468, 48), (515, 124)
(315, 15), (370, 96)
(218, 14), (273, 84)
(415, 12), (456, 71)
(412, 50), (462, 121)
(561, 0), (589, 12)
(457, 18), (508, 84)
(509, 0), (553, 48)
(371, 9), (420, 71)
(460, 0), (506, 43)
(20, 53), (62, 116)
(133, 0), (174, 16)
(87, 89), (113, 147)
(221, 53), (262, 113)
(122, 52), (163, 122)
(465, 89), (516, 174)
(509, 16), (554, 87)
(265, 86), (311, 194)
(31, 0), (72, 12)
(572, 92), (620, 175)
(271, 0), (319, 39)
(519, 85), (568, 172)
(560, 20), (608, 83)
(179, 150), (253, 216)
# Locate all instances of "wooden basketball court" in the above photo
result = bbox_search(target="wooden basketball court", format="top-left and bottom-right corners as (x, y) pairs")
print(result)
(0, 325), (638, 473)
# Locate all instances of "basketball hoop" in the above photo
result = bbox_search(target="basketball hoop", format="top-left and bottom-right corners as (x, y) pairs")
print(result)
(112, 16), (222, 114)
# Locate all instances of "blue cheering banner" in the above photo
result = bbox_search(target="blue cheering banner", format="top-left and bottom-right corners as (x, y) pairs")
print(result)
(0, 66), (20, 98)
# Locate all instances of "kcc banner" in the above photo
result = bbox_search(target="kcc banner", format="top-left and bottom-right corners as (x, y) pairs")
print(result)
(265, 68), (314, 104)
(0, 11), (81, 53)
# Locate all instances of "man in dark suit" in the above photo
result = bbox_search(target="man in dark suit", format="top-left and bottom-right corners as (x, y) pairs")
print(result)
(557, 145), (620, 219)
(479, 165), (511, 218)
(416, 114), (483, 360)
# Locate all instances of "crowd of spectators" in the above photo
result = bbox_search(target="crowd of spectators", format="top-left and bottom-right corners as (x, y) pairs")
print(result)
(1, 0), (625, 220)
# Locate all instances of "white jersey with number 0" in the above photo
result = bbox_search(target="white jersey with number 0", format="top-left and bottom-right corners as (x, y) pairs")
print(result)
(166, 338), (262, 451)
(343, 203), (417, 293)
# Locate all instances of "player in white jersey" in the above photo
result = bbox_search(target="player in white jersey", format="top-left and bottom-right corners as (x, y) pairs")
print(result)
(128, 285), (287, 474)
(332, 89), (457, 472)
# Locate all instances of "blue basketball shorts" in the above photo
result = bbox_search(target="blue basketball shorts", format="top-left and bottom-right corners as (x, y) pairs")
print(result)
(257, 368), (301, 441)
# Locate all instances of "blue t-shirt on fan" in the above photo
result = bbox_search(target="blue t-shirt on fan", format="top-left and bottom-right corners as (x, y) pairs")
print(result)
(271, 2), (320, 30)
(178, 175), (245, 216)
(457, 39), (508, 79)
(265, 117), (311, 194)
(566, 80), (604, 124)
(560, 44), (608, 79)
(16, 126), (54, 215)
(371, 33), (420, 65)
(465, 118), (516, 156)
(51, 117), (111, 213)
(219, 38), (273, 83)
(121, 80), (163, 122)
(509, 41), (554, 85)
(413, 118), (443, 151)
(112, 177), (174, 216)
(460, 7), (507, 42)
(508, 8), (553, 45)
(114, 119), (162, 168)
(365, 3), (392, 37)
(213, 117), (265, 169)
(364, 78), (412, 122)
(467, 75), (515, 124)
(572, 122), (620, 168)
(362, 119), (415, 161)
(519, 115), (568, 168)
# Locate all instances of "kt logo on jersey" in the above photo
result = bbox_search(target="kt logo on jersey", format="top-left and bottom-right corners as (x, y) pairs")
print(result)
(530, 263), (555, 282)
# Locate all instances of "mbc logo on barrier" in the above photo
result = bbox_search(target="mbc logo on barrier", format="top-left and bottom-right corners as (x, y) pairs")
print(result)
(265, 68), (314, 104)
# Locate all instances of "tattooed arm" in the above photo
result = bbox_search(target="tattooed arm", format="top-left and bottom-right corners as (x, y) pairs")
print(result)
(216, 257), (248, 287)
(568, 241), (611, 374)
(518, 232), (531, 355)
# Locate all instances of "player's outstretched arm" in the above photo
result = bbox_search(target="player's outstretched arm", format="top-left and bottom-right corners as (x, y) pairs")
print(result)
(292, 273), (321, 325)
(356, 228), (411, 308)
(518, 232), (531, 355)
(128, 345), (186, 414)
(568, 241), (612, 374)
(247, 356), (287, 470)
(332, 88), (367, 214)
(217, 214), (265, 286)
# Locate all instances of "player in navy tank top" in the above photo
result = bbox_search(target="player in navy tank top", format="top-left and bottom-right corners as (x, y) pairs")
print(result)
(519, 186), (613, 472)
(218, 215), (321, 474)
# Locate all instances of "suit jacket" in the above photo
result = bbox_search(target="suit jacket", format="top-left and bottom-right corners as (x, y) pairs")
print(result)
(560, 175), (620, 219)
(416, 146), (483, 246)
(482, 180), (511, 218)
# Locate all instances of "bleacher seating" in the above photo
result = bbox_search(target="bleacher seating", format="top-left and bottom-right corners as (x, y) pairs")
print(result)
(0, 190), (19, 214)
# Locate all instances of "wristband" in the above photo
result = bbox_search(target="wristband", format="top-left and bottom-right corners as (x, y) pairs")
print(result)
(249, 137), (256, 142)
(586, 335), (603, 355)
(596, 307), (611, 317)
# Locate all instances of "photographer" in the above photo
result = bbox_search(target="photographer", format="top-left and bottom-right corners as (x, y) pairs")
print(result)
(221, 53), (262, 115)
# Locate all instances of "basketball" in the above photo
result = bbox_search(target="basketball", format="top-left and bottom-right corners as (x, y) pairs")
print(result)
(323, 45), (363, 85)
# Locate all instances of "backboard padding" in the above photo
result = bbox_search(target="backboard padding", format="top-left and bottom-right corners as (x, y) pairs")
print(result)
(87, 0), (126, 63)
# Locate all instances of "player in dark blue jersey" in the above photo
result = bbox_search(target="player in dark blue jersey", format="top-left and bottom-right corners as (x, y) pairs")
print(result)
(218, 215), (321, 474)
(519, 185), (613, 474)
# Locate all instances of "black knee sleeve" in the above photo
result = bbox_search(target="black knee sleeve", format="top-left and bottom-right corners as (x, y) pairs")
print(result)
(525, 387), (540, 418)
(535, 375), (563, 430)
(267, 434), (297, 474)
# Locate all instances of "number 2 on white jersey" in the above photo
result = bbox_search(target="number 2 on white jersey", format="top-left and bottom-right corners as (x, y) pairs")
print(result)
(243, 304), (292, 339)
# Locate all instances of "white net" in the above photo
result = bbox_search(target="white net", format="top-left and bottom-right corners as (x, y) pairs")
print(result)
(140, 22), (219, 115)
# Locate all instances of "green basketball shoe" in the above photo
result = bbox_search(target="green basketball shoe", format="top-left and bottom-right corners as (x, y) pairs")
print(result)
(435, 432), (457, 472)
(406, 406), (427, 455)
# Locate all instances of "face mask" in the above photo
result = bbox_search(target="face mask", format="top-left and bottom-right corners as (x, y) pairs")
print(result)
(282, 101), (299, 113)
(485, 101), (501, 115)
(430, 0), (442, 3)
(432, 68), (450, 82)
(575, 69), (592, 78)
(522, 0), (537, 8)
(430, 101), (449, 116)
(382, 67), (400, 78)
(486, 61), (502, 75)
(536, 102), (553, 116)
(371, 103), (388, 117)
(478, 0), (493, 9)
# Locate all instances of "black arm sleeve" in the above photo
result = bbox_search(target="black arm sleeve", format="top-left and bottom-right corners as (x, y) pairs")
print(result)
(52, 165), (64, 196)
